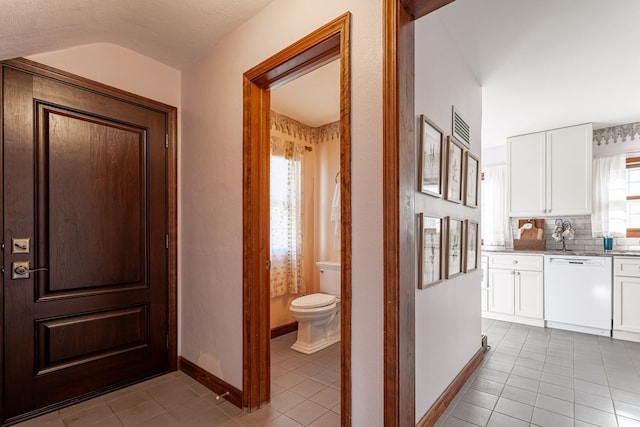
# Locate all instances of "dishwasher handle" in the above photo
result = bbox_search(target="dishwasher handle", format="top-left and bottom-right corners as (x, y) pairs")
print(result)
(547, 257), (605, 267)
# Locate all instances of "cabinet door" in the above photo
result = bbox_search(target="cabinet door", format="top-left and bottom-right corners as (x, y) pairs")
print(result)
(508, 132), (546, 216)
(515, 271), (544, 319)
(614, 276), (640, 333)
(547, 124), (593, 216)
(488, 269), (515, 314)
(481, 261), (488, 311)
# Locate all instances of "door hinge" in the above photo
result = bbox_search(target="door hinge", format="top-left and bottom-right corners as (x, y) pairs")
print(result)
(166, 334), (169, 350)
(165, 234), (169, 249)
(165, 134), (169, 149)
(265, 259), (271, 270)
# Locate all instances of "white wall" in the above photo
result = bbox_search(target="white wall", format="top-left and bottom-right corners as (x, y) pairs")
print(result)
(180, 0), (384, 424)
(482, 144), (506, 168)
(414, 13), (483, 421)
(315, 133), (342, 265)
(28, 43), (181, 108)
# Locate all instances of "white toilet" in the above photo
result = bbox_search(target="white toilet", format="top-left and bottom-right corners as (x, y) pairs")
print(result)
(289, 261), (341, 354)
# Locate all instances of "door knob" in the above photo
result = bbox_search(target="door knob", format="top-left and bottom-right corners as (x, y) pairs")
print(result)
(11, 261), (48, 279)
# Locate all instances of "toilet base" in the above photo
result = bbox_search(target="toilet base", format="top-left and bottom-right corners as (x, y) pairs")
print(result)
(290, 313), (341, 355)
(291, 334), (340, 355)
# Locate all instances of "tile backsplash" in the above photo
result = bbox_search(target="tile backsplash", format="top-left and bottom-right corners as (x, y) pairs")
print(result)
(508, 216), (640, 251)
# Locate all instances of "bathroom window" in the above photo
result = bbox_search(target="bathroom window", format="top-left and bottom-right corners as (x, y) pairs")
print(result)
(270, 136), (304, 297)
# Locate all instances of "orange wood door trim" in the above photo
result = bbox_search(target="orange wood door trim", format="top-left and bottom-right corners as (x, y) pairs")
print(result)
(383, 1), (457, 426)
(242, 13), (352, 425)
(402, 0), (456, 19)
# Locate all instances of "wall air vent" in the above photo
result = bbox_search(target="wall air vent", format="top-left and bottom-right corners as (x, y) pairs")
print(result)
(452, 106), (470, 147)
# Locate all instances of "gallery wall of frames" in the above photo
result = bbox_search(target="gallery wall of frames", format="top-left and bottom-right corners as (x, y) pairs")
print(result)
(417, 110), (479, 289)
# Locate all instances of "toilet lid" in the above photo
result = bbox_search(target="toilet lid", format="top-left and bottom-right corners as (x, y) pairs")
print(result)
(291, 293), (336, 309)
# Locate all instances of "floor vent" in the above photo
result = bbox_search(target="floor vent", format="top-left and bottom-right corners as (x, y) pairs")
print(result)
(452, 106), (470, 147)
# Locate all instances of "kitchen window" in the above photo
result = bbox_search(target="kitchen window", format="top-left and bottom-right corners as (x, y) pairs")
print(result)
(480, 165), (511, 246)
(626, 156), (640, 237)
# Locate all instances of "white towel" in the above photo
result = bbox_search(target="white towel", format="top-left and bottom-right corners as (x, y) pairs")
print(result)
(331, 183), (340, 250)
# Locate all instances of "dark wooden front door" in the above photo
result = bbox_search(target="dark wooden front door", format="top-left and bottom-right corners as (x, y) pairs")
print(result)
(2, 64), (169, 422)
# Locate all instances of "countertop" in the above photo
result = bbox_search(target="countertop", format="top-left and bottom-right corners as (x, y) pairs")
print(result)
(481, 248), (640, 257)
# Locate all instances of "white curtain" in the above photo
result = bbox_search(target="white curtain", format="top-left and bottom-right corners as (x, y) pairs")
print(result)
(270, 136), (305, 297)
(591, 154), (627, 237)
(481, 165), (512, 246)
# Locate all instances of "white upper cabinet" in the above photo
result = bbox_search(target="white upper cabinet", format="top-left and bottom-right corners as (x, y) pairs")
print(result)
(508, 132), (546, 217)
(508, 123), (593, 217)
(547, 125), (593, 215)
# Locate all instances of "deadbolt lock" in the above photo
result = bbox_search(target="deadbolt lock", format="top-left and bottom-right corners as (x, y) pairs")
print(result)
(12, 238), (30, 254)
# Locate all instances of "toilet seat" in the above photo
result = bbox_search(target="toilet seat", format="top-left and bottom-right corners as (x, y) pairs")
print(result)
(291, 293), (336, 309)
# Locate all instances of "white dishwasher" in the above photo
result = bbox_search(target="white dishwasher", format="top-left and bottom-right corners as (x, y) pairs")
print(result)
(544, 255), (612, 336)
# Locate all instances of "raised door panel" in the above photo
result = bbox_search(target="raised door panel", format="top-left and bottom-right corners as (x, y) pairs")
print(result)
(547, 123), (593, 216)
(508, 132), (546, 217)
(38, 105), (146, 297)
(36, 306), (148, 375)
(614, 276), (640, 333)
(515, 271), (543, 319)
(488, 269), (514, 315)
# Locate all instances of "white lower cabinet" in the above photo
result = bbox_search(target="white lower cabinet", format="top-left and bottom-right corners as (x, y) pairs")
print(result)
(515, 271), (544, 319)
(614, 257), (640, 342)
(488, 269), (514, 314)
(484, 253), (544, 327)
(481, 256), (488, 312)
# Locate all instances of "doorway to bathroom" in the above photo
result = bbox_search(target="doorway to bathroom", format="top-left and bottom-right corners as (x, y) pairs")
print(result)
(268, 59), (341, 339)
(267, 59), (342, 421)
(242, 13), (352, 425)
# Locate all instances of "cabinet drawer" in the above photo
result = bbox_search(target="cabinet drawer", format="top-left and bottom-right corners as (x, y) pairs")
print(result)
(614, 257), (640, 278)
(489, 254), (543, 271)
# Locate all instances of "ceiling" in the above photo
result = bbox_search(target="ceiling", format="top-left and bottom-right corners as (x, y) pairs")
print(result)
(0, 0), (274, 69)
(434, 0), (640, 149)
(271, 60), (340, 128)
(0, 0), (338, 127)
(5, 0), (635, 143)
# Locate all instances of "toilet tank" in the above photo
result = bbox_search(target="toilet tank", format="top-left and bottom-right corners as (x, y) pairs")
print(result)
(316, 261), (341, 296)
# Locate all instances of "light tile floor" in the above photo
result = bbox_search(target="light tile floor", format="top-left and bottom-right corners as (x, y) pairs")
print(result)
(436, 319), (640, 427)
(15, 332), (340, 427)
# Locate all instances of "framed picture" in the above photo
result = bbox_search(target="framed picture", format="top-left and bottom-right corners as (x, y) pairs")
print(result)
(418, 213), (443, 289)
(419, 115), (445, 197)
(445, 136), (464, 203)
(464, 152), (479, 208)
(445, 216), (464, 278)
(464, 220), (479, 272)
